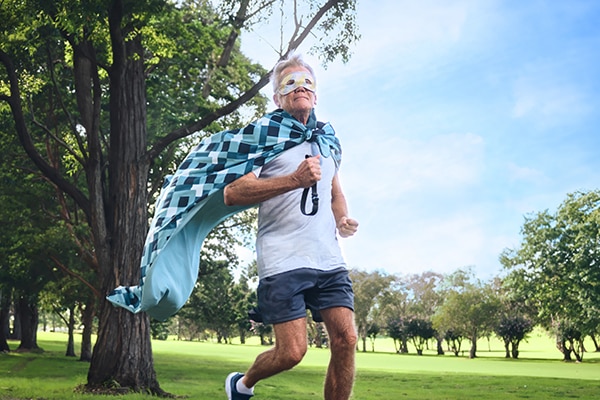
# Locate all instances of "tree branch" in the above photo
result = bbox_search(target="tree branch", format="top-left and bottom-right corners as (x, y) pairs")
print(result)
(29, 99), (85, 165)
(146, 71), (271, 161)
(147, 0), (344, 163)
(286, 0), (340, 54)
(53, 185), (98, 271)
(52, 305), (70, 326)
(202, 0), (251, 98)
(49, 255), (102, 299)
(46, 43), (88, 162)
(0, 49), (92, 221)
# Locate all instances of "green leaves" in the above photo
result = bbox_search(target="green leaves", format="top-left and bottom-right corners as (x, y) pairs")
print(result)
(502, 190), (600, 347)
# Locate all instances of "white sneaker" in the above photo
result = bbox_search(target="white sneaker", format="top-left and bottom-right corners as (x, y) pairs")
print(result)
(225, 372), (254, 400)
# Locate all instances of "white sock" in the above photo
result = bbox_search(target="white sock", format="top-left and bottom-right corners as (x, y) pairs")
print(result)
(236, 378), (254, 395)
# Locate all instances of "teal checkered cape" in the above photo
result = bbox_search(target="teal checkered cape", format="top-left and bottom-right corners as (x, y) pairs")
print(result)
(106, 109), (341, 320)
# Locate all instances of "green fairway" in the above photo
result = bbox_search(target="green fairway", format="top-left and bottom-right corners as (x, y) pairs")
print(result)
(1, 331), (599, 399)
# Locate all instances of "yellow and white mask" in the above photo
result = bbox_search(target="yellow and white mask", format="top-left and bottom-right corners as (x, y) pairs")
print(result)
(277, 71), (316, 95)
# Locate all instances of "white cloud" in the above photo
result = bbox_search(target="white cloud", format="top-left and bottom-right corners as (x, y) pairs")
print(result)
(341, 207), (494, 276)
(312, 0), (481, 91)
(506, 162), (547, 183)
(513, 79), (587, 120)
(356, 0), (482, 53)
(510, 58), (593, 127)
(341, 132), (485, 203)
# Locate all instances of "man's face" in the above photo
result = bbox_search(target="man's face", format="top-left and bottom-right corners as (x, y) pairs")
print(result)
(273, 66), (317, 117)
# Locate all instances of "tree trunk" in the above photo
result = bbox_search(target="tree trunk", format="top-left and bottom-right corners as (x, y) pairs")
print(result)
(590, 334), (600, 352)
(66, 305), (76, 357)
(16, 295), (39, 351)
(414, 339), (424, 355)
(86, 12), (161, 393)
(436, 337), (444, 355)
(469, 334), (477, 359)
(572, 338), (583, 362)
(314, 322), (324, 349)
(79, 296), (95, 362)
(511, 339), (520, 359)
(0, 290), (11, 352)
(503, 339), (510, 358)
(400, 339), (409, 353)
(556, 337), (572, 361)
(10, 302), (20, 340)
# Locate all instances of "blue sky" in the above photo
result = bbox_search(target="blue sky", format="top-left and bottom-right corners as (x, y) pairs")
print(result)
(238, 0), (600, 280)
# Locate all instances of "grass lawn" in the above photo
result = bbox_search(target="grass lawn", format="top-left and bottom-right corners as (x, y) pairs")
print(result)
(1, 330), (599, 399)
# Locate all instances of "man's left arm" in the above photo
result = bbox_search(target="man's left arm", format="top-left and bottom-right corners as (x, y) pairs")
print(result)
(331, 174), (359, 238)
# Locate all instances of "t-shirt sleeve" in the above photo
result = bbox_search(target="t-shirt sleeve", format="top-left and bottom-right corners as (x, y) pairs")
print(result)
(252, 166), (263, 177)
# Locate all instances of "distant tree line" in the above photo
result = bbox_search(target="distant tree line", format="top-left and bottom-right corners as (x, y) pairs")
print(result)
(3, 191), (599, 363)
(351, 190), (600, 362)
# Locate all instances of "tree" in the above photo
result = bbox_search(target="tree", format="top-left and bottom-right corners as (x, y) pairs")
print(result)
(379, 276), (410, 353)
(386, 316), (409, 354)
(443, 329), (463, 357)
(2, 127), (98, 360)
(350, 269), (393, 352)
(0, 289), (10, 352)
(177, 212), (257, 342)
(0, 118), (61, 352)
(366, 322), (380, 352)
(308, 319), (328, 348)
(494, 315), (533, 359)
(1, 0), (359, 393)
(432, 280), (501, 359)
(150, 319), (171, 341)
(406, 317), (435, 356)
(589, 332), (600, 353)
(181, 260), (238, 343)
(552, 319), (585, 362)
(232, 273), (255, 345)
(251, 321), (273, 346)
(406, 271), (444, 354)
(494, 275), (536, 359)
(501, 190), (600, 362)
(406, 272), (444, 318)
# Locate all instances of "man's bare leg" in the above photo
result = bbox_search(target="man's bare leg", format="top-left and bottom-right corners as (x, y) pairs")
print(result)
(321, 307), (357, 400)
(241, 317), (308, 389)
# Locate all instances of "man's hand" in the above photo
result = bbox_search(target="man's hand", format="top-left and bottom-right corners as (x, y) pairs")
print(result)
(337, 216), (359, 238)
(292, 155), (321, 188)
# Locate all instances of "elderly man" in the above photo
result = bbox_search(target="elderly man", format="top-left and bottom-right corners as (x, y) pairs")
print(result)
(224, 53), (359, 400)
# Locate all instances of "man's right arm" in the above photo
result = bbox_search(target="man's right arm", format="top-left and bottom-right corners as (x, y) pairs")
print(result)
(223, 155), (322, 207)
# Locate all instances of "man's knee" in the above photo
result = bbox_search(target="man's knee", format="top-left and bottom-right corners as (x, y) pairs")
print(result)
(279, 345), (307, 369)
(330, 326), (357, 351)
(343, 329), (359, 348)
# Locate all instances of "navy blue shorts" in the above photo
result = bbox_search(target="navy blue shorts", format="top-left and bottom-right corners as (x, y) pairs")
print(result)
(255, 267), (354, 325)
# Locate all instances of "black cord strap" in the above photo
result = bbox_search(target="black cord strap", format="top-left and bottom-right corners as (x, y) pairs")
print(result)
(300, 154), (319, 216)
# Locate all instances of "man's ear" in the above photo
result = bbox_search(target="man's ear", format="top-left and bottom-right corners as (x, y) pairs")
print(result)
(313, 92), (318, 106)
(273, 93), (280, 107)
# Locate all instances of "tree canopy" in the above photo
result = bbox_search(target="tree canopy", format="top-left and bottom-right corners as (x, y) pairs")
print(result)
(501, 190), (600, 361)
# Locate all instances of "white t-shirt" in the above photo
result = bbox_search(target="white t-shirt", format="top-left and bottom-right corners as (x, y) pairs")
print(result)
(254, 141), (346, 279)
